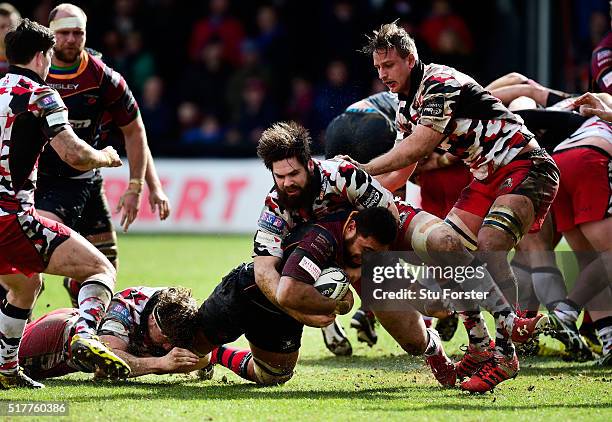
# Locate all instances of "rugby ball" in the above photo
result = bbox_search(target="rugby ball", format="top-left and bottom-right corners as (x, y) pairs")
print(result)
(313, 267), (350, 300)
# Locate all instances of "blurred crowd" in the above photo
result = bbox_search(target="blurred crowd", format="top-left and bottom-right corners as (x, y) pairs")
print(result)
(15, 0), (612, 157)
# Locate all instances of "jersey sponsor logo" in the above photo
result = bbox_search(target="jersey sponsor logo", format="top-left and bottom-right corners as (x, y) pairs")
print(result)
(100, 319), (128, 336)
(255, 230), (280, 246)
(69, 119), (92, 129)
(39, 94), (60, 110)
(47, 83), (79, 90)
(298, 255), (322, 280)
(421, 95), (445, 118)
(597, 49), (612, 63)
(106, 303), (132, 327)
(46, 110), (69, 127)
(499, 177), (513, 191)
(602, 71), (612, 87)
(358, 184), (384, 208)
(258, 211), (286, 235)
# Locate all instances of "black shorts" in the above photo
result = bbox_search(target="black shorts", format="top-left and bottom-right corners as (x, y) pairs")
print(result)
(198, 263), (304, 354)
(324, 111), (396, 163)
(35, 171), (114, 236)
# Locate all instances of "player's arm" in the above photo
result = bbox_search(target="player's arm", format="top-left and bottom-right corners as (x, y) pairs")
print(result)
(375, 163), (417, 192)
(143, 146), (171, 220)
(363, 125), (444, 176)
(99, 335), (204, 377)
(50, 126), (122, 170)
(116, 115), (148, 232)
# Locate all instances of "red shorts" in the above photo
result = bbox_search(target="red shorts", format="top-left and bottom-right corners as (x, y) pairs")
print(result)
(19, 308), (78, 379)
(454, 149), (559, 233)
(0, 209), (71, 277)
(552, 146), (612, 232)
(418, 163), (473, 219)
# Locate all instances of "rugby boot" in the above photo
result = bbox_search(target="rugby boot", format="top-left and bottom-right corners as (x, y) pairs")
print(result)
(70, 333), (131, 378)
(321, 320), (352, 356)
(196, 363), (215, 380)
(424, 330), (456, 387)
(435, 313), (459, 342)
(510, 313), (550, 343)
(461, 352), (519, 393)
(350, 309), (377, 347)
(548, 313), (594, 362)
(0, 368), (44, 389)
(63, 277), (80, 308)
(455, 341), (495, 380)
(579, 321), (603, 355)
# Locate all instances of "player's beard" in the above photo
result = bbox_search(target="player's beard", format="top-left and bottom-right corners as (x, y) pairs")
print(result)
(276, 175), (314, 210)
(54, 47), (81, 64)
(343, 234), (361, 269)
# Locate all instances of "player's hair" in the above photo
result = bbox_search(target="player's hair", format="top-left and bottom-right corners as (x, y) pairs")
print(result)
(257, 121), (312, 170)
(5, 18), (55, 65)
(48, 3), (87, 23)
(361, 20), (418, 59)
(352, 207), (398, 246)
(154, 287), (199, 349)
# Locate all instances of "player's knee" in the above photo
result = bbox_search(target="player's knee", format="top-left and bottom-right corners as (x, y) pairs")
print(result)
(481, 205), (525, 248)
(252, 358), (294, 386)
(426, 225), (464, 254)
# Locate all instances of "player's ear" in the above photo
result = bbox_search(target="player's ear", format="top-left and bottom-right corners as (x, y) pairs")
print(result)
(344, 218), (357, 237)
(307, 159), (314, 173)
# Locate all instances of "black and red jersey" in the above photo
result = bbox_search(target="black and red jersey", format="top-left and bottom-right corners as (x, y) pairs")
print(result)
(0, 66), (70, 216)
(40, 49), (139, 178)
(591, 31), (612, 94)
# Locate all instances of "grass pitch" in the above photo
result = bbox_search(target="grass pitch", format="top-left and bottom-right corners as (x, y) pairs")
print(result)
(1, 234), (610, 421)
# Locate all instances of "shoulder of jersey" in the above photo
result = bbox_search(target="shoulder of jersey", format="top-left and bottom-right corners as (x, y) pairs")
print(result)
(85, 47), (103, 60)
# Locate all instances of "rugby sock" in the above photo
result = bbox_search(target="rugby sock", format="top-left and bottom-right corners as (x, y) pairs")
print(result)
(531, 266), (567, 311)
(423, 328), (442, 356)
(0, 300), (30, 373)
(553, 299), (580, 324)
(493, 310), (516, 358)
(511, 260), (539, 313)
(458, 311), (492, 352)
(74, 281), (112, 335)
(594, 317), (612, 356)
(211, 346), (254, 380)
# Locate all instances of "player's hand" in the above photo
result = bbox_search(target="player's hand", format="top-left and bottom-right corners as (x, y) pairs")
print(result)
(573, 92), (612, 121)
(116, 184), (142, 233)
(284, 307), (336, 328)
(148, 187), (171, 221)
(159, 347), (201, 373)
(334, 154), (364, 170)
(101, 146), (122, 167)
(334, 289), (354, 315)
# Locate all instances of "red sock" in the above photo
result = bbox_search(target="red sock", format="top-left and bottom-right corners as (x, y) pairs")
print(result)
(211, 346), (253, 379)
(582, 310), (593, 325)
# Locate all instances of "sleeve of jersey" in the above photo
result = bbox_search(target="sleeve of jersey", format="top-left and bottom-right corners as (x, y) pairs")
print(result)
(281, 226), (337, 285)
(418, 74), (461, 134)
(98, 300), (132, 344)
(334, 161), (394, 209)
(101, 65), (140, 127)
(31, 88), (70, 139)
(592, 48), (612, 94)
(252, 196), (289, 258)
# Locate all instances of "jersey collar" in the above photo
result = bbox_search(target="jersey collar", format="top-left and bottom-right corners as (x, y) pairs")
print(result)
(8, 65), (47, 85)
(398, 59), (425, 106)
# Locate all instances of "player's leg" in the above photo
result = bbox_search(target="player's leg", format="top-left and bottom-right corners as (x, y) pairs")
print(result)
(0, 273), (45, 389)
(374, 307), (456, 387)
(19, 308), (80, 380)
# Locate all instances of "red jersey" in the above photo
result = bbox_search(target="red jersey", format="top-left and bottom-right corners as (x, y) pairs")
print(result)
(591, 31), (612, 94)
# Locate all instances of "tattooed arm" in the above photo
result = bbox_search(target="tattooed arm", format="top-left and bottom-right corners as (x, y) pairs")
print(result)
(49, 126), (122, 171)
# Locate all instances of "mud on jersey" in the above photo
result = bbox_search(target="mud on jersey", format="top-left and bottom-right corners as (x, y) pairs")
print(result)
(395, 61), (534, 180)
(41, 49), (139, 178)
(98, 286), (167, 357)
(0, 66), (70, 216)
(253, 158), (394, 258)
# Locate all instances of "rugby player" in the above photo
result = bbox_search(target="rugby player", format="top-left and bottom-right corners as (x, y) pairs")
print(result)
(37, 3), (170, 306)
(0, 3), (20, 76)
(18, 286), (207, 379)
(0, 19), (129, 389)
(343, 22), (558, 392)
(194, 207), (397, 385)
